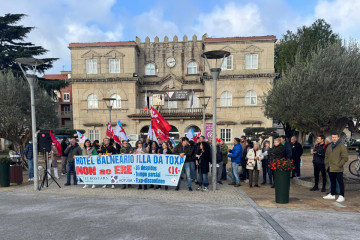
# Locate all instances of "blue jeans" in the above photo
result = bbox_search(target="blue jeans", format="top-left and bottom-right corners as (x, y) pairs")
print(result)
(262, 163), (272, 184)
(28, 158), (34, 179)
(231, 162), (240, 184)
(222, 163), (227, 180)
(198, 169), (209, 187)
(66, 162), (77, 184)
(190, 161), (196, 180)
(178, 162), (194, 188)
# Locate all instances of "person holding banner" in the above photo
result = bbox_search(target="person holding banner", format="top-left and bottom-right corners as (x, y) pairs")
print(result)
(120, 140), (133, 154)
(195, 141), (211, 192)
(99, 138), (117, 189)
(156, 142), (172, 190)
(173, 137), (193, 191)
(146, 141), (159, 189)
(82, 139), (99, 189)
(134, 140), (148, 190)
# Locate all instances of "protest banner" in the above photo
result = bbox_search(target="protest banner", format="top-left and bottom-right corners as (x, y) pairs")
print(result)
(74, 154), (185, 186)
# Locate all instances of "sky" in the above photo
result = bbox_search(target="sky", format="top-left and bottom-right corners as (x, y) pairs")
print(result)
(1, 0), (360, 74)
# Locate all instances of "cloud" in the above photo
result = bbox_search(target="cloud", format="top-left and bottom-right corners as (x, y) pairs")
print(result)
(315, 0), (360, 40)
(193, 2), (265, 37)
(133, 9), (179, 40)
(0, 0), (122, 73)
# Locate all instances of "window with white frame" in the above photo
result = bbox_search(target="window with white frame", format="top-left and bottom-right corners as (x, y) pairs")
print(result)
(165, 101), (177, 109)
(220, 128), (232, 143)
(187, 94), (199, 108)
(245, 54), (258, 69)
(87, 94), (98, 108)
(86, 59), (97, 74)
(145, 63), (156, 75)
(221, 55), (233, 70)
(63, 92), (70, 102)
(110, 94), (121, 108)
(220, 91), (232, 107)
(109, 59), (120, 73)
(88, 129), (100, 142)
(187, 61), (198, 74)
(245, 90), (257, 105)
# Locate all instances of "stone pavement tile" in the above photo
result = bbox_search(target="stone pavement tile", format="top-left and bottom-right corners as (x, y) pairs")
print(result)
(264, 207), (360, 240)
(14, 174), (249, 207)
(241, 180), (360, 212)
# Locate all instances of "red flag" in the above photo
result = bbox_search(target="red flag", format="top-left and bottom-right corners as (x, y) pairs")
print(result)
(106, 123), (121, 144)
(49, 131), (62, 157)
(150, 106), (171, 141)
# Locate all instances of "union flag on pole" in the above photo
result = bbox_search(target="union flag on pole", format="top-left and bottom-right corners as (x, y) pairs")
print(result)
(150, 106), (171, 141)
(106, 122), (121, 144)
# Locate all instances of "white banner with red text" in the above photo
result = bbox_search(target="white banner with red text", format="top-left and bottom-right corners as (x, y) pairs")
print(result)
(75, 154), (185, 186)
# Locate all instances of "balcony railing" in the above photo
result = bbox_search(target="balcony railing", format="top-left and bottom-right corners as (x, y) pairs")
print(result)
(137, 108), (203, 114)
(61, 110), (72, 117)
(128, 108), (212, 119)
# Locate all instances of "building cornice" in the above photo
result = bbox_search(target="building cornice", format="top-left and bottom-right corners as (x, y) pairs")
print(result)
(203, 73), (278, 80)
(69, 77), (139, 83)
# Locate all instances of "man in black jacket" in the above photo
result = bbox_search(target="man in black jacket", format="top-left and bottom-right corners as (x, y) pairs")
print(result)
(60, 138), (68, 175)
(173, 137), (193, 191)
(291, 136), (303, 178)
(64, 138), (82, 186)
(311, 135), (327, 192)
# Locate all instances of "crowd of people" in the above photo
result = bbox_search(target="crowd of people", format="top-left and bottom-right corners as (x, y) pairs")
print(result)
(24, 132), (349, 202)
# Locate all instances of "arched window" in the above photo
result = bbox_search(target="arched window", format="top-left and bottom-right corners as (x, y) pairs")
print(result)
(110, 94), (121, 108)
(220, 91), (232, 107)
(145, 63), (156, 75)
(187, 61), (198, 74)
(245, 90), (257, 105)
(87, 94), (98, 108)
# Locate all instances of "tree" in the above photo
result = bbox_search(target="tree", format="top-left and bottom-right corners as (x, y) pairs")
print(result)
(0, 13), (66, 97)
(264, 41), (360, 136)
(0, 71), (58, 163)
(243, 127), (279, 145)
(273, 19), (340, 138)
(0, 13), (57, 73)
(275, 19), (339, 74)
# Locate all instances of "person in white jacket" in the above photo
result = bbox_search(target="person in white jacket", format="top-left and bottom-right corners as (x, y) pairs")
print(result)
(246, 143), (263, 187)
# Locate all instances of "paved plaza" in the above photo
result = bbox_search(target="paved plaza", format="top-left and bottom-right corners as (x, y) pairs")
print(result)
(1, 154), (359, 240)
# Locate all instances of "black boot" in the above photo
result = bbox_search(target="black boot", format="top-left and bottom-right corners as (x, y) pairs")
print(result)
(310, 186), (319, 191)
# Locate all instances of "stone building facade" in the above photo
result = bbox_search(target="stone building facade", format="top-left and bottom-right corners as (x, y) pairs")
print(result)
(68, 34), (276, 143)
(43, 71), (73, 129)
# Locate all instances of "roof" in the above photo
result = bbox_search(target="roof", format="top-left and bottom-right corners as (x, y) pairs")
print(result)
(204, 35), (276, 43)
(42, 74), (68, 80)
(68, 41), (137, 48)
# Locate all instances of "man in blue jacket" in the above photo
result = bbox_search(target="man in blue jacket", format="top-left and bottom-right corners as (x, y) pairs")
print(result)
(24, 141), (34, 182)
(228, 138), (242, 187)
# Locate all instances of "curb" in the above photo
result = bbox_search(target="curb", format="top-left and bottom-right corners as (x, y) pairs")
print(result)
(292, 177), (360, 190)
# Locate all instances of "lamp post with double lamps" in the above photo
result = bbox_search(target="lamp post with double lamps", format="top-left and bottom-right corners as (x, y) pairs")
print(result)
(103, 97), (116, 126)
(15, 57), (44, 191)
(201, 50), (230, 191)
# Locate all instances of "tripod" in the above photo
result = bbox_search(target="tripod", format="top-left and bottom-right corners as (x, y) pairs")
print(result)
(39, 149), (61, 190)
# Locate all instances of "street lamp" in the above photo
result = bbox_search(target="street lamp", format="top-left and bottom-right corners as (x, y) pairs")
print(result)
(201, 50), (230, 191)
(198, 96), (211, 135)
(103, 98), (116, 126)
(15, 57), (44, 191)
